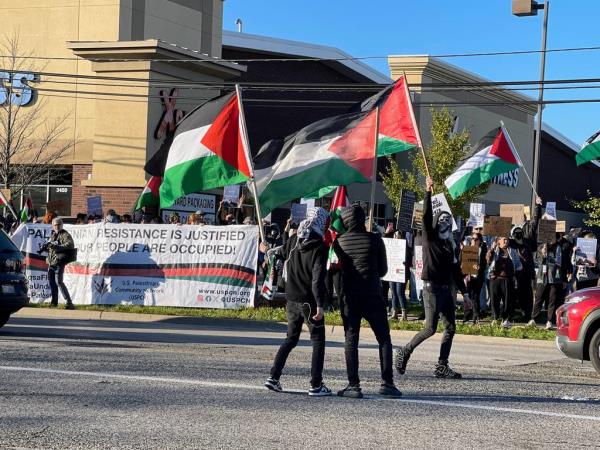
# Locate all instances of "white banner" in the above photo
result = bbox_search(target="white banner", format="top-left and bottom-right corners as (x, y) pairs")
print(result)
(12, 223), (258, 309)
(382, 238), (406, 283)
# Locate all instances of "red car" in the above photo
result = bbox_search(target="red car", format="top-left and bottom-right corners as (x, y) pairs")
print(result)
(556, 287), (600, 375)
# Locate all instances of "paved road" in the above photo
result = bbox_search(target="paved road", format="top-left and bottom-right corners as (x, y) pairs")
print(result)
(0, 311), (599, 449)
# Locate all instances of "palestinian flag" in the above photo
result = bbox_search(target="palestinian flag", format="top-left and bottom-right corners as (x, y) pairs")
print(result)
(135, 176), (161, 211)
(20, 196), (32, 222)
(576, 130), (600, 166)
(444, 126), (521, 199)
(355, 76), (421, 156)
(254, 110), (377, 216)
(323, 186), (349, 269)
(159, 92), (251, 209)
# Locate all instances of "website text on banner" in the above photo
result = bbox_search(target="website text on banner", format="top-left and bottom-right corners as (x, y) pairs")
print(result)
(12, 223), (259, 309)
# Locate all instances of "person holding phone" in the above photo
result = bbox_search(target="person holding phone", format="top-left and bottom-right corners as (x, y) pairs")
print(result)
(487, 236), (522, 328)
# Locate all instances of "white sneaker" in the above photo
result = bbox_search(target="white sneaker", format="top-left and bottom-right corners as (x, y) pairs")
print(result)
(502, 320), (512, 329)
(545, 321), (554, 330)
(308, 383), (332, 397)
(527, 319), (536, 327)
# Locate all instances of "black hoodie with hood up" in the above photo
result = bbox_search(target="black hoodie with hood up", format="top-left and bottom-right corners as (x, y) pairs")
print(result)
(333, 205), (388, 299)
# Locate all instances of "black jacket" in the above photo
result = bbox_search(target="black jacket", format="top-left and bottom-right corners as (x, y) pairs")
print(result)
(333, 205), (387, 299)
(421, 192), (466, 292)
(283, 232), (328, 307)
(509, 203), (542, 279)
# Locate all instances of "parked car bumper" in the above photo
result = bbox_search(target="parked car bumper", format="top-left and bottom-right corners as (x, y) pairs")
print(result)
(556, 334), (585, 360)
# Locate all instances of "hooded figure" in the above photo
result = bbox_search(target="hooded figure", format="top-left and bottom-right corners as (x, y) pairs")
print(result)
(333, 204), (402, 399)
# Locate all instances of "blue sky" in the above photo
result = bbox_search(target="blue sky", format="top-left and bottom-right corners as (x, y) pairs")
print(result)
(223, 0), (600, 146)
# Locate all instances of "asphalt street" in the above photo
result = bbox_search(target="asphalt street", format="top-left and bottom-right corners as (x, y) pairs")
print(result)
(0, 310), (599, 450)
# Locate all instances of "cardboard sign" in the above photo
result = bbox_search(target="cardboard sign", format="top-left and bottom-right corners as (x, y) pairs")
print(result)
(575, 238), (597, 265)
(431, 193), (458, 231)
(524, 205), (531, 220)
(537, 219), (557, 243)
(461, 245), (480, 276)
(483, 216), (512, 237)
(556, 220), (566, 233)
(545, 202), (557, 220)
(382, 238), (407, 283)
(468, 203), (485, 228)
(500, 204), (525, 225)
(290, 203), (307, 224)
(412, 202), (423, 230)
(397, 190), (416, 233)
(86, 196), (103, 216)
(223, 185), (240, 207)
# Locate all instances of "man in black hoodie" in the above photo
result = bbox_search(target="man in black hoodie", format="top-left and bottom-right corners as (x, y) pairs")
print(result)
(333, 204), (402, 399)
(264, 207), (332, 396)
(395, 177), (469, 379)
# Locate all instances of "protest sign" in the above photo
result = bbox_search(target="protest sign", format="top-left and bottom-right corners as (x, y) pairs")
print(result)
(223, 185), (240, 207)
(397, 190), (416, 233)
(468, 203), (485, 228)
(12, 223), (259, 309)
(524, 205), (531, 220)
(161, 193), (216, 224)
(461, 246), (480, 276)
(291, 203), (308, 224)
(86, 196), (102, 216)
(413, 245), (424, 291)
(545, 202), (557, 220)
(500, 204), (525, 225)
(300, 198), (316, 210)
(412, 202), (423, 230)
(382, 238), (406, 283)
(483, 216), (512, 237)
(538, 219), (557, 243)
(556, 220), (566, 233)
(575, 238), (597, 265)
(431, 193), (458, 231)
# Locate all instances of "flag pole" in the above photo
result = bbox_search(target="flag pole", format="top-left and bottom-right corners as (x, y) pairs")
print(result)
(368, 107), (380, 232)
(402, 72), (430, 178)
(500, 120), (539, 198)
(235, 84), (267, 244)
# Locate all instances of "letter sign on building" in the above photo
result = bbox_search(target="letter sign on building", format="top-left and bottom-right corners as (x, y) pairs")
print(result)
(0, 72), (35, 106)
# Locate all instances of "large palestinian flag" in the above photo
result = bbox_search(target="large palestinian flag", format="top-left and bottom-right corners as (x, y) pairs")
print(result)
(159, 93), (251, 209)
(356, 76), (421, 156)
(135, 176), (161, 211)
(254, 110), (377, 216)
(576, 129), (600, 166)
(444, 126), (521, 199)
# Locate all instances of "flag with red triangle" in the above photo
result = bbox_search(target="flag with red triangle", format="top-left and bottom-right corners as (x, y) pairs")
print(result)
(323, 186), (349, 269)
(159, 92), (251, 209)
(135, 176), (162, 211)
(20, 196), (33, 222)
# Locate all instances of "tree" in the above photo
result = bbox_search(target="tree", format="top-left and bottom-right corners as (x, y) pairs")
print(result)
(572, 191), (600, 227)
(381, 107), (489, 217)
(0, 33), (76, 202)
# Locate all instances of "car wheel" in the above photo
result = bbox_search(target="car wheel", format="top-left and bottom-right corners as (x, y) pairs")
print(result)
(0, 312), (10, 328)
(590, 328), (600, 376)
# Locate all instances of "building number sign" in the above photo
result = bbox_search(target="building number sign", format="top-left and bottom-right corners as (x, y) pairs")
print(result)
(0, 72), (35, 106)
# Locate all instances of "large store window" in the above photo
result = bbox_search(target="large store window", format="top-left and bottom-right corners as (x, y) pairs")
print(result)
(13, 166), (73, 216)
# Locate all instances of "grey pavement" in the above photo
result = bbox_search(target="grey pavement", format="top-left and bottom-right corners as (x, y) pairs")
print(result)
(0, 309), (599, 449)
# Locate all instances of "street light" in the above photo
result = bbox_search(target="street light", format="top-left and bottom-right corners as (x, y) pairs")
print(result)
(512, 0), (549, 209)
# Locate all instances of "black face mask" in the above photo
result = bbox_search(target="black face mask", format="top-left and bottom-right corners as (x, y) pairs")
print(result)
(514, 232), (524, 240)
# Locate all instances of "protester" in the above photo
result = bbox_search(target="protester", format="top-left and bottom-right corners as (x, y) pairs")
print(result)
(509, 197), (542, 322)
(530, 237), (566, 329)
(571, 231), (600, 290)
(43, 218), (76, 310)
(395, 177), (469, 380)
(462, 232), (487, 324)
(487, 236), (522, 328)
(42, 211), (57, 224)
(168, 212), (181, 225)
(217, 194), (246, 225)
(264, 207), (332, 396)
(121, 214), (133, 224)
(333, 204), (402, 398)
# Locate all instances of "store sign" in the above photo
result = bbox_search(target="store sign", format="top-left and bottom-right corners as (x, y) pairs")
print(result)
(492, 168), (519, 188)
(154, 88), (185, 140)
(0, 72), (35, 106)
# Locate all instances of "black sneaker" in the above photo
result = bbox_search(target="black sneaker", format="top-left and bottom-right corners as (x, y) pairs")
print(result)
(337, 384), (363, 399)
(264, 377), (282, 392)
(65, 303), (75, 310)
(394, 347), (410, 375)
(378, 383), (402, 398)
(434, 363), (462, 379)
(308, 383), (332, 397)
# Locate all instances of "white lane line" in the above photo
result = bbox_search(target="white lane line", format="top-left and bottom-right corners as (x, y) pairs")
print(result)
(1, 365), (599, 422)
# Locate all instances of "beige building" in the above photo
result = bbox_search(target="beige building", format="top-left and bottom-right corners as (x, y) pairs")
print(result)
(388, 55), (538, 214)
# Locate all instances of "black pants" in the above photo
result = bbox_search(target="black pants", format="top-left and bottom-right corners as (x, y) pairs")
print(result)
(464, 277), (483, 321)
(404, 283), (456, 364)
(270, 301), (325, 388)
(515, 272), (534, 322)
(532, 283), (565, 324)
(341, 295), (393, 386)
(48, 264), (72, 306)
(490, 277), (514, 321)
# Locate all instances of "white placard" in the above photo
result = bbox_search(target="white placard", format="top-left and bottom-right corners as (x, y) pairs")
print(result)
(468, 203), (486, 227)
(382, 238), (406, 282)
(575, 238), (597, 266)
(414, 245), (424, 291)
(431, 193), (458, 231)
(545, 201), (557, 220)
(223, 185), (241, 207)
(300, 198), (316, 210)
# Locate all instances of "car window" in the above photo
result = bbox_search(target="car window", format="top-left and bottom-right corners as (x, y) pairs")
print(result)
(0, 230), (20, 252)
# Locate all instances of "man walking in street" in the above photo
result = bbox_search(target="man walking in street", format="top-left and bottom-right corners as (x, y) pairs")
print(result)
(264, 208), (332, 396)
(333, 204), (402, 399)
(45, 218), (76, 310)
(395, 177), (470, 379)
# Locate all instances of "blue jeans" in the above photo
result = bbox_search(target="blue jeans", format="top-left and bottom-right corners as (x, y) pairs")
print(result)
(48, 264), (72, 306)
(390, 282), (407, 310)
